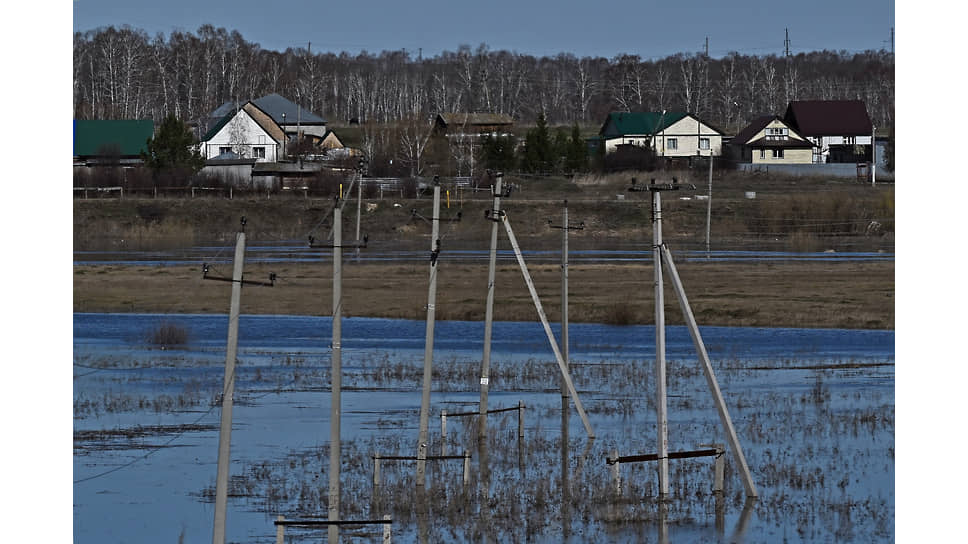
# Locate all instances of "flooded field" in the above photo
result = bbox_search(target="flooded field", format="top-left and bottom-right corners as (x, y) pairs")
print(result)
(73, 313), (894, 543)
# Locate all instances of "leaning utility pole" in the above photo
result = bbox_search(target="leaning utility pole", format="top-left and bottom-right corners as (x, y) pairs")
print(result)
(416, 177), (443, 486)
(645, 181), (758, 498)
(208, 218), (275, 544)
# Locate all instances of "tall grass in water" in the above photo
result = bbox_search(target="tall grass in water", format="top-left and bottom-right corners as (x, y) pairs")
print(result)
(148, 321), (189, 347)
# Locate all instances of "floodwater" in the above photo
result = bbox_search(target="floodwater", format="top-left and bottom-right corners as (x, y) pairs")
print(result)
(73, 313), (894, 543)
(73, 240), (894, 266)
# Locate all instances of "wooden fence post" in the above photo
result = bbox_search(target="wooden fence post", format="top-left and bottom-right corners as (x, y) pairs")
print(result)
(518, 401), (525, 439)
(383, 514), (392, 544)
(610, 450), (621, 495)
(440, 410), (448, 456)
(463, 450), (470, 486)
(275, 515), (284, 544)
(373, 453), (382, 489)
(714, 445), (725, 493)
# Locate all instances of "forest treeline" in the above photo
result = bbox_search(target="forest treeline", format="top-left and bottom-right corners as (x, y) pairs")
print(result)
(74, 24), (894, 133)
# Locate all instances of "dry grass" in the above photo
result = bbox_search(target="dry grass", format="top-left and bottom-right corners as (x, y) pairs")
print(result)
(74, 260), (894, 329)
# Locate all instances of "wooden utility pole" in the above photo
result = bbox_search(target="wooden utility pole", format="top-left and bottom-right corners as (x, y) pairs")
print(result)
(478, 172), (503, 439)
(416, 177), (442, 485)
(705, 154), (713, 254)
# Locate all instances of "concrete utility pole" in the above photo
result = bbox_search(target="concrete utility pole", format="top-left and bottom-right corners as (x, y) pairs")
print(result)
(647, 181), (758, 498)
(212, 223), (246, 544)
(478, 172), (503, 439)
(329, 202), (343, 543)
(548, 201), (584, 398)
(500, 212), (595, 439)
(416, 177), (442, 485)
(207, 218), (276, 544)
(651, 189), (670, 496)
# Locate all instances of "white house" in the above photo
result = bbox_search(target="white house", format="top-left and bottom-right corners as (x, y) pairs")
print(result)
(598, 111), (724, 157)
(198, 102), (284, 162)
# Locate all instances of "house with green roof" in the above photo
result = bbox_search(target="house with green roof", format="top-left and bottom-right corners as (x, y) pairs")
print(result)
(598, 111), (724, 158)
(73, 119), (154, 165)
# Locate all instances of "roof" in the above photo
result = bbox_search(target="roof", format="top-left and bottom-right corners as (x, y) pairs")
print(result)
(73, 120), (154, 157)
(600, 111), (690, 138)
(201, 108), (237, 142)
(783, 100), (872, 137)
(438, 113), (514, 126)
(251, 93), (326, 125)
(200, 103), (285, 143)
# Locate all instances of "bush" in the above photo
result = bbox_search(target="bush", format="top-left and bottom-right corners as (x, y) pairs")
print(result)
(148, 321), (189, 347)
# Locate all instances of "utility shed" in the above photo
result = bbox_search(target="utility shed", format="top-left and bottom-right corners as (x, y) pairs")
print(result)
(73, 119), (154, 165)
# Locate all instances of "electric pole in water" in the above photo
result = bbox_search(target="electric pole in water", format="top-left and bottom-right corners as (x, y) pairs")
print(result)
(416, 177), (443, 486)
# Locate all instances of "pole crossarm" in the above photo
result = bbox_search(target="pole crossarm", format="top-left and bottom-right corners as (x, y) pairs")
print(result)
(202, 264), (276, 287)
(606, 448), (722, 465)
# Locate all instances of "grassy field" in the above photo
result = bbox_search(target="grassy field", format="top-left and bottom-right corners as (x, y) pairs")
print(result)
(73, 172), (894, 329)
(73, 259), (894, 329)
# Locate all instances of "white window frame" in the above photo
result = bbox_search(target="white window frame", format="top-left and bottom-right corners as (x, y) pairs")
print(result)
(219, 147), (233, 155)
(772, 149), (784, 159)
(666, 137), (678, 150)
(253, 147), (266, 159)
(699, 137), (710, 150)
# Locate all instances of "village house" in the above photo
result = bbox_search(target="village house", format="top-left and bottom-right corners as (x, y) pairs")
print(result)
(434, 112), (515, 140)
(730, 115), (816, 164)
(598, 111), (724, 157)
(782, 100), (874, 164)
(73, 119), (154, 167)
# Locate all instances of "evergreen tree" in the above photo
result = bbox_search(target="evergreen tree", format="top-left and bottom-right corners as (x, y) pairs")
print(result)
(564, 123), (588, 173)
(520, 113), (553, 173)
(141, 115), (205, 176)
(480, 133), (517, 172)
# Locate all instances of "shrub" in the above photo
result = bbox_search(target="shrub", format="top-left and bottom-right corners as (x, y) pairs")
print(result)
(148, 321), (189, 347)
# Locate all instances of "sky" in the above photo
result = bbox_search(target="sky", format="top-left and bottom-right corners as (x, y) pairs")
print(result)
(72, 0), (897, 59)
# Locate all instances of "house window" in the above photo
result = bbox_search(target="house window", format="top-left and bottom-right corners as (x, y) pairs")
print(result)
(766, 127), (789, 140)
(219, 147), (232, 155)
(667, 137), (678, 150)
(772, 149), (785, 159)
(253, 147), (266, 159)
(844, 136), (855, 145)
(760, 149), (766, 159)
(699, 138), (710, 150)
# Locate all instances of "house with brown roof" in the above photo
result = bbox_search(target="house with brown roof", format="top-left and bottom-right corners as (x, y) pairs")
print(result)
(782, 100), (874, 164)
(730, 115), (816, 164)
(434, 112), (514, 139)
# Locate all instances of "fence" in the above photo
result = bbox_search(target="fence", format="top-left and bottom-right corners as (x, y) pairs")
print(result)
(440, 401), (525, 455)
(274, 514), (392, 543)
(606, 444), (725, 495)
(372, 451), (471, 488)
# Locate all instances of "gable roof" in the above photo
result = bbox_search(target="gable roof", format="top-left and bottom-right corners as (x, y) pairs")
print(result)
(600, 111), (690, 138)
(783, 100), (872, 137)
(251, 93), (327, 125)
(200, 103), (284, 143)
(73, 120), (154, 157)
